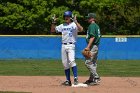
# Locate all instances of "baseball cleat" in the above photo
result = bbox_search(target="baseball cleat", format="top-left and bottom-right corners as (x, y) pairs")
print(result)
(83, 78), (101, 86)
(62, 80), (72, 86)
(90, 78), (101, 85)
(83, 80), (93, 85)
(74, 78), (78, 85)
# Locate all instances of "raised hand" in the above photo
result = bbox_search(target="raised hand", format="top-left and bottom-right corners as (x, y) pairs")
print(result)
(73, 14), (77, 23)
(52, 14), (57, 24)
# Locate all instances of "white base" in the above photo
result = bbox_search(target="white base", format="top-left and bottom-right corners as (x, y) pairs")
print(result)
(71, 83), (88, 88)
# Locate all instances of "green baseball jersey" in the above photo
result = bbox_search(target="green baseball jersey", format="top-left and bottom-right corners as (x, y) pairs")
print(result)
(86, 23), (101, 45)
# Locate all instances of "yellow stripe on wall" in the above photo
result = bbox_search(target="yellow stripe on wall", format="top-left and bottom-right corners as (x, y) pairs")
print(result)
(0, 35), (139, 37)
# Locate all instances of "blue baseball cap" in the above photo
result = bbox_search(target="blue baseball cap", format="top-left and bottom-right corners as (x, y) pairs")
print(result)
(63, 11), (72, 17)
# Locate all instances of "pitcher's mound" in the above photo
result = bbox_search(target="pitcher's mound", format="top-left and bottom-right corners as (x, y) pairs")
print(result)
(72, 83), (88, 87)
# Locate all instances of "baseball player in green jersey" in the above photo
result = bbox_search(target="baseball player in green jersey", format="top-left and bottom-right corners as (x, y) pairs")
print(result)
(83, 13), (101, 85)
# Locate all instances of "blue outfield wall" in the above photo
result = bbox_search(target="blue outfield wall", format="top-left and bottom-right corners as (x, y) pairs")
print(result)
(0, 36), (139, 60)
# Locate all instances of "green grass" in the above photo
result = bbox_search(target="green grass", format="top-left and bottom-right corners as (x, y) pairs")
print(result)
(0, 59), (139, 77)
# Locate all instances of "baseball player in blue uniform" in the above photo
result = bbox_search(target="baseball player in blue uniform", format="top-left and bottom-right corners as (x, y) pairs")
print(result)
(51, 11), (83, 86)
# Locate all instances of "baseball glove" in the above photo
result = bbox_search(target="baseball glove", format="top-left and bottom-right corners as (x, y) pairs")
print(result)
(82, 49), (91, 58)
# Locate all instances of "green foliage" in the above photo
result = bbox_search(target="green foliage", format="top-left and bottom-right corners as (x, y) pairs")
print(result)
(0, 0), (139, 35)
(0, 0), (56, 34)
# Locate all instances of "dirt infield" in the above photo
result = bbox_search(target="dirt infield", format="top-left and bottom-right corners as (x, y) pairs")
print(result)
(0, 76), (139, 93)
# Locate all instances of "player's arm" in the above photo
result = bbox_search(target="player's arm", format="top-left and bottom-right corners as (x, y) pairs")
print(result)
(73, 15), (83, 32)
(85, 37), (95, 50)
(85, 27), (95, 50)
(51, 23), (56, 33)
(51, 22), (62, 33)
(75, 21), (83, 32)
(50, 14), (58, 33)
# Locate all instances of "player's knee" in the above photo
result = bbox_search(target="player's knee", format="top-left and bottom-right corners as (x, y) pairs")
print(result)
(85, 60), (94, 68)
(64, 66), (70, 70)
(85, 60), (92, 64)
(62, 63), (70, 70)
(69, 60), (76, 67)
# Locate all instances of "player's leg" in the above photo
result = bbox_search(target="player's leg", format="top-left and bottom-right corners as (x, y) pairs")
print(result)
(90, 45), (100, 80)
(67, 44), (78, 85)
(84, 45), (100, 85)
(61, 45), (71, 86)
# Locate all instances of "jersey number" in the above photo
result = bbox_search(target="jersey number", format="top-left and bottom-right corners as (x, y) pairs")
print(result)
(69, 33), (72, 37)
(69, 31), (73, 37)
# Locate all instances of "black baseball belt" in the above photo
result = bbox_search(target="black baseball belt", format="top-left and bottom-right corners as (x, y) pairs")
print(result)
(62, 42), (74, 45)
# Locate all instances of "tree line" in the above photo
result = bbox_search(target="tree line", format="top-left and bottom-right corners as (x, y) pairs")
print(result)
(0, 0), (140, 35)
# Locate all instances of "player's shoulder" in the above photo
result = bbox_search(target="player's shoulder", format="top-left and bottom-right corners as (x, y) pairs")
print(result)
(57, 23), (64, 28)
(71, 22), (77, 27)
(60, 23), (64, 26)
(90, 23), (99, 28)
(59, 22), (76, 27)
(94, 23), (100, 29)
